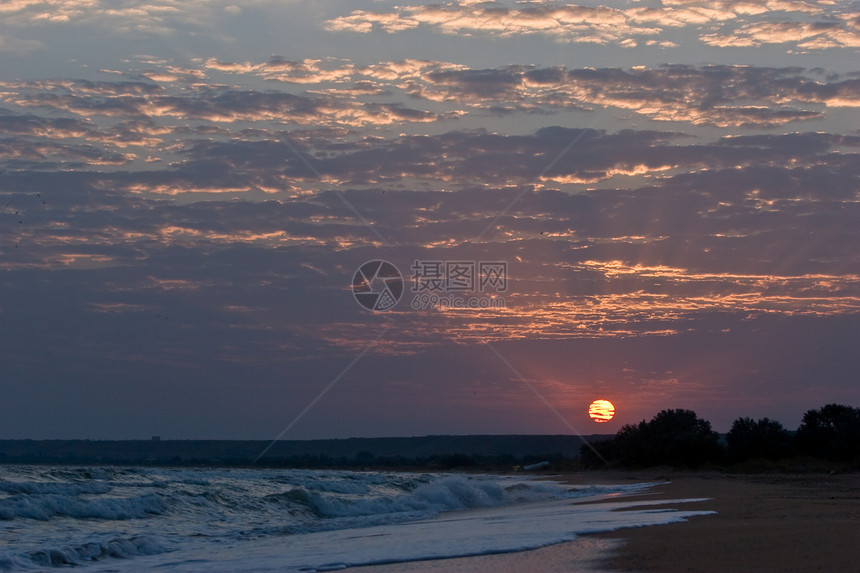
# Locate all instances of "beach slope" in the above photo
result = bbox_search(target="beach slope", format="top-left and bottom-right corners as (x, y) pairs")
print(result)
(357, 471), (860, 573)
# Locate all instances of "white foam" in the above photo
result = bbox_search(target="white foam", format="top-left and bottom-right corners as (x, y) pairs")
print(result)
(0, 535), (171, 571)
(86, 494), (713, 572)
(0, 467), (713, 572)
(0, 492), (168, 521)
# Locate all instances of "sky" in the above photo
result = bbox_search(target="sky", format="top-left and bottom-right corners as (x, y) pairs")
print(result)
(1, 0), (859, 440)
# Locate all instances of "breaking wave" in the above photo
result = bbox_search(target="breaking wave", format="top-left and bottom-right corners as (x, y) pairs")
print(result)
(0, 466), (682, 571)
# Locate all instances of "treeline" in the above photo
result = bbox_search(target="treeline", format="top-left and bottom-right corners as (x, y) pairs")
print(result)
(255, 451), (566, 470)
(0, 450), (570, 470)
(581, 403), (860, 469)
(0, 435), (592, 469)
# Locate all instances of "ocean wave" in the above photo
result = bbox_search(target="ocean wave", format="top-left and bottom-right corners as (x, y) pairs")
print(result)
(0, 535), (170, 570)
(0, 467), (693, 573)
(42, 467), (143, 483)
(0, 492), (168, 521)
(0, 469), (591, 526)
(261, 488), (322, 516)
(0, 480), (112, 496)
(290, 475), (567, 520)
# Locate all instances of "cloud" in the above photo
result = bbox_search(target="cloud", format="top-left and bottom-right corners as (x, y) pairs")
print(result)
(5, 162), (857, 351)
(0, 111), (93, 138)
(702, 20), (860, 49)
(2, 76), (854, 185)
(663, 0), (824, 16)
(323, 0), (853, 50)
(325, 2), (662, 44)
(6, 124), (856, 273)
(362, 63), (858, 127)
(1, 48), (857, 358)
(324, 9), (421, 33)
(0, 135), (135, 167)
(10, 60), (847, 150)
(3, 117), (858, 438)
(205, 57), (356, 84)
(0, 33), (46, 55)
(0, 77), (448, 131)
(0, 0), (272, 36)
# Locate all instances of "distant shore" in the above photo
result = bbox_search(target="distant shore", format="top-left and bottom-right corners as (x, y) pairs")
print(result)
(356, 469), (860, 573)
(0, 436), (602, 468)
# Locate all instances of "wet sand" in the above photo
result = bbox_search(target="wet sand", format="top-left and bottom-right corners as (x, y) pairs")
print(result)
(352, 537), (622, 573)
(591, 470), (860, 573)
(355, 470), (860, 573)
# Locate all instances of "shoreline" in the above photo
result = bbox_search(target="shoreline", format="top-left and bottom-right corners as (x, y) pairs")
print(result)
(590, 470), (860, 573)
(355, 470), (860, 573)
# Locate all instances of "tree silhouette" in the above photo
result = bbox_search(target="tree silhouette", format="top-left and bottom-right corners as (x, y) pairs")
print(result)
(794, 404), (860, 461)
(726, 417), (793, 462)
(582, 408), (723, 468)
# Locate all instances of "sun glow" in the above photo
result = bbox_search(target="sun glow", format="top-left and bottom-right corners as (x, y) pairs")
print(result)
(588, 399), (615, 423)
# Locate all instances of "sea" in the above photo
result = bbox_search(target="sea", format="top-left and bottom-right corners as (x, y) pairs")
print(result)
(0, 465), (713, 572)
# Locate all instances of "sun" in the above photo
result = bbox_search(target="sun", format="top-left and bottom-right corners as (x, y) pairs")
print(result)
(588, 399), (615, 423)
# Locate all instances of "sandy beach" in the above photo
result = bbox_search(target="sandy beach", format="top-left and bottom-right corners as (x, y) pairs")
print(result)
(355, 470), (860, 573)
(592, 470), (860, 573)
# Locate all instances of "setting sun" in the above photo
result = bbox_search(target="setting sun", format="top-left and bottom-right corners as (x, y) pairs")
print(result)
(588, 399), (615, 423)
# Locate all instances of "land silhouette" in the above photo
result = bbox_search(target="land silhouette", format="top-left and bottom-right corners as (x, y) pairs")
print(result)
(581, 403), (860, 469)
(3, 403), (857, 470)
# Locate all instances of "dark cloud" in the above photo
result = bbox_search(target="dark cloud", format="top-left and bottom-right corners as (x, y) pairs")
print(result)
(1, 7), (858, 439)
(425, 66), (530, 100)
(404, 64), (859, 127)
(0, 136), (134, 167)
(2, 132), (858, 438)
(0, 111), (93, 138)
(119, 126), (852, 195)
